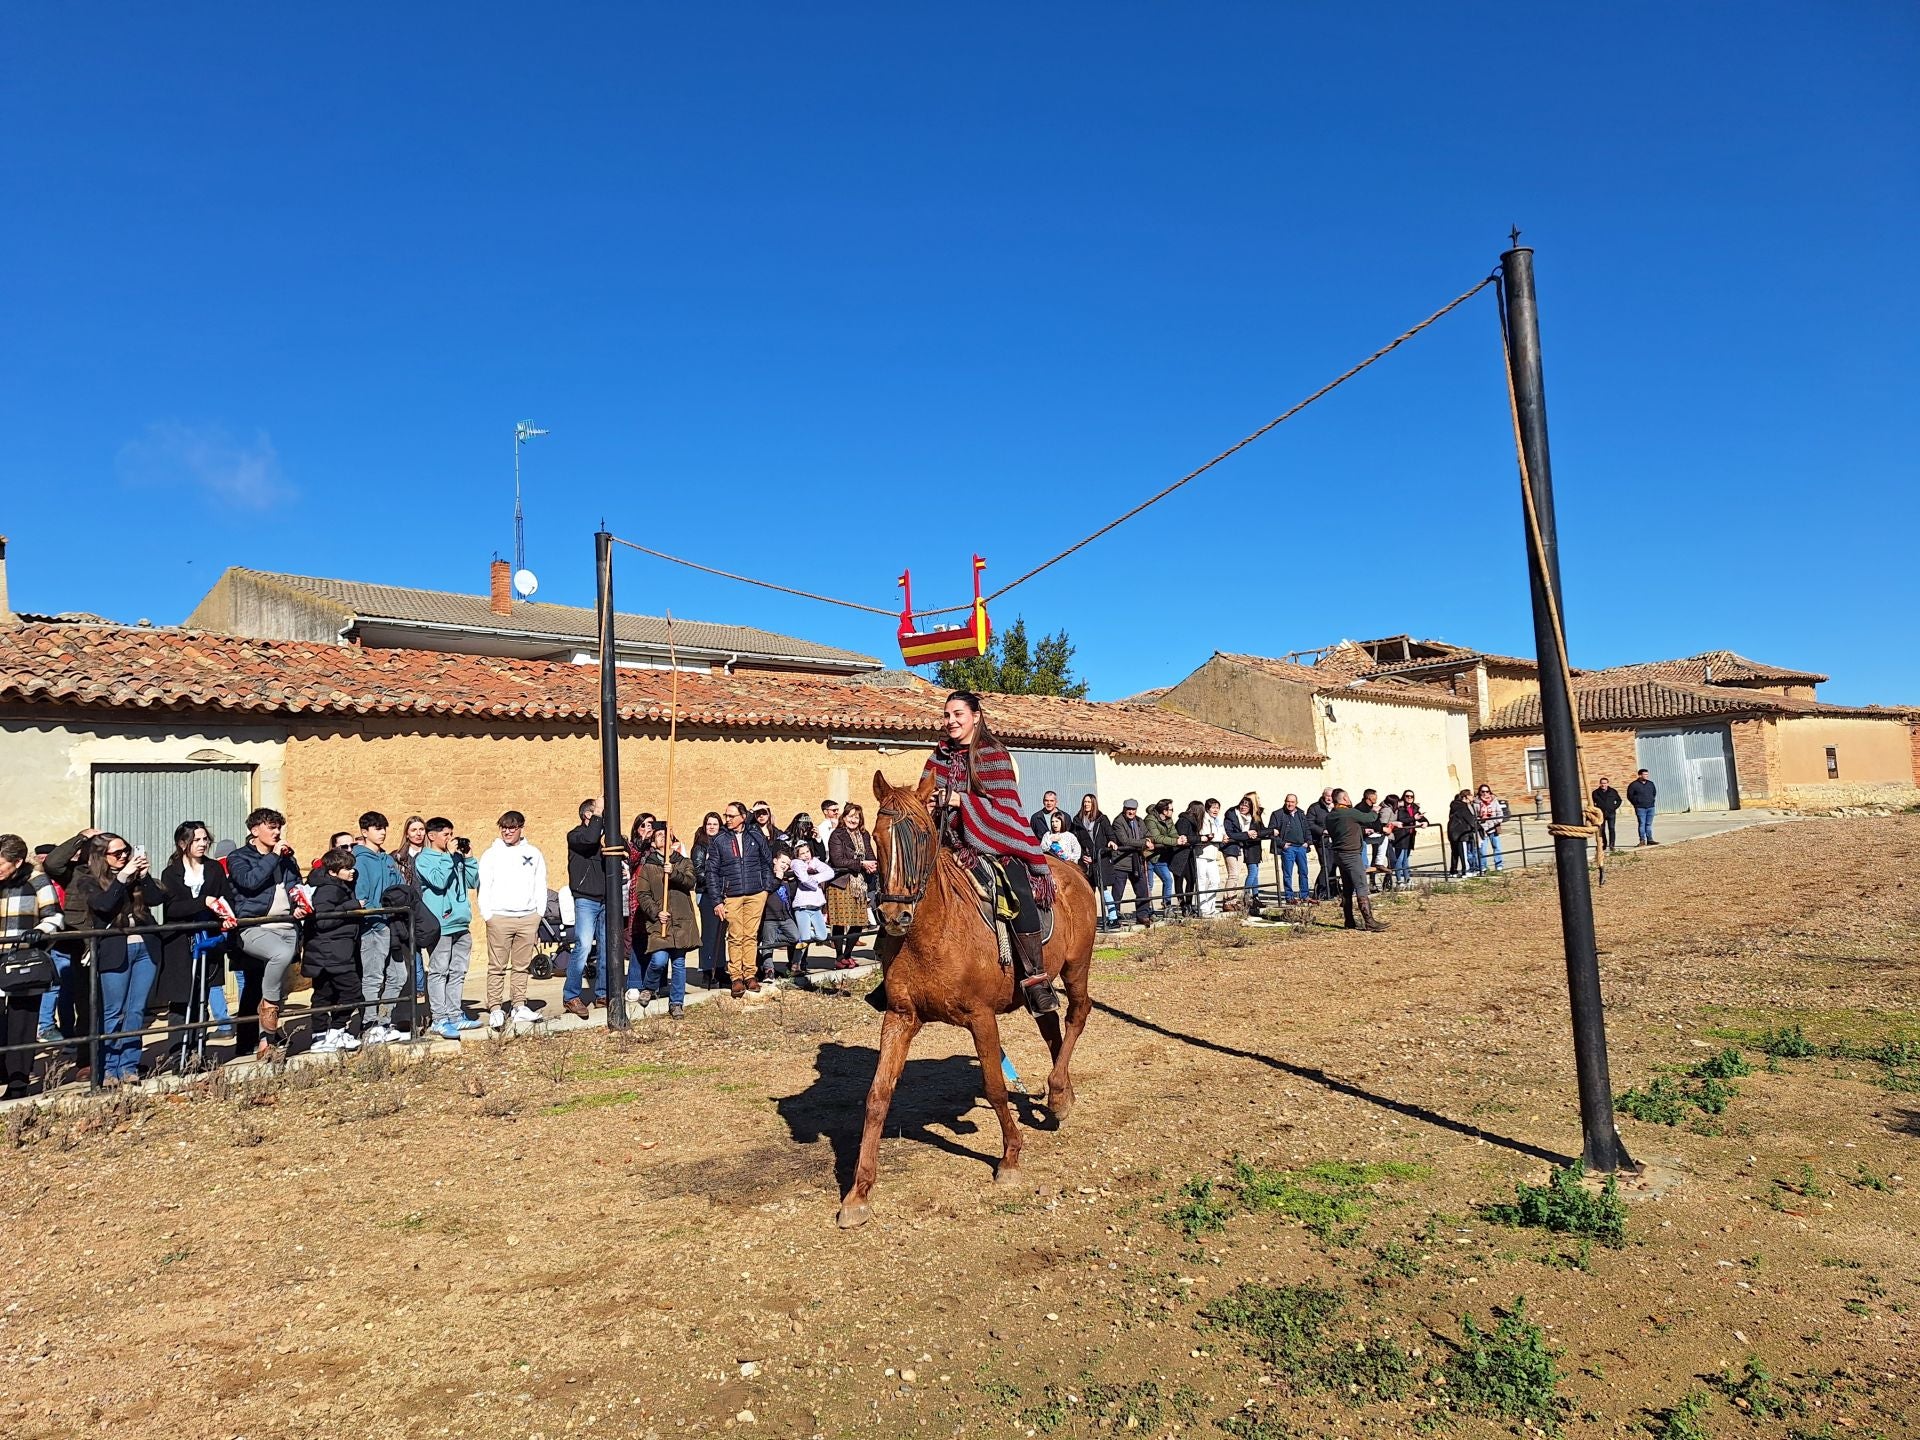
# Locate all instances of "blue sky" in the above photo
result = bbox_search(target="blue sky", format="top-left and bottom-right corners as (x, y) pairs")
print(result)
(4, 3), (1914, 702)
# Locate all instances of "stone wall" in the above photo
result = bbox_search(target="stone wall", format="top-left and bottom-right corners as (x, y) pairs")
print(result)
(1470, 727), (1637, 808)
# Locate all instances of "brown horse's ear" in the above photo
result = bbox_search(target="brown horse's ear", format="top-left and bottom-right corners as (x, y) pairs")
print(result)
(872, 769), (890, 803)
(914, 770), (937, 804)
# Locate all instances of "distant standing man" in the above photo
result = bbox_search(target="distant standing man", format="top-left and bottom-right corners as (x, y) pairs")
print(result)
(1590, 776), (1623, 853)
(706, 799), (774, 998)
(1106, 800), (1153, 928)
(1271, 794), (1312, 904)
(1029, 790), (1063, 841)
(1626, 769), (1659, 846)
(1324, 789), (1388, 933)
(478, 810), (547, 1028)
(817, 799), (841, 851)
(1305, 787), (1336, 902)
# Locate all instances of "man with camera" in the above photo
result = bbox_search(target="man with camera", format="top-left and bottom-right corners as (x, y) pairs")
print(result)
(415, 819), (481, 1039)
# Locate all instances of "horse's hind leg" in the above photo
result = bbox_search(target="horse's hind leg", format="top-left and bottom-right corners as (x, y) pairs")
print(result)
(966, 1012), (1025, 1187)
(837, 1009), (922, 1229)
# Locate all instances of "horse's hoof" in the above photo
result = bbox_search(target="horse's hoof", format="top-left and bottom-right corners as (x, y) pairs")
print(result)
(993, 1165), (1025, 1189)
(835, 1200), (872, 1229)
(1049, 1095), (1075, 1125)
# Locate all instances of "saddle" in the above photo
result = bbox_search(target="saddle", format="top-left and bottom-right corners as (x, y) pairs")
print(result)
(949, 845), (1055, 966)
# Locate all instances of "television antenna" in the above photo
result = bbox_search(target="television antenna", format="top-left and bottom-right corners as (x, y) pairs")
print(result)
(513, 420), (548, 572)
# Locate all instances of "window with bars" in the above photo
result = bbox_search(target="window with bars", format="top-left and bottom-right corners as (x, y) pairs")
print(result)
(1525, 747), (1549, 793)
(1826, 746), (1839, 780)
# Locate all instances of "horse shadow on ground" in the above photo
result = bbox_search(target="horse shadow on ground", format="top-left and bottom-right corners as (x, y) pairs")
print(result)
(1091, 998), (1579, 1168)
(776, 1041), (1049, 1195)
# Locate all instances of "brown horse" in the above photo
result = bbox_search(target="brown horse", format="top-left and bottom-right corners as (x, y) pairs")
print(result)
(835, 769), (1096, 1229)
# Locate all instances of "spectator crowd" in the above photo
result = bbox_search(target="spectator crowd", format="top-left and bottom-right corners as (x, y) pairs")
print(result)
(0, 764), (1631, 1101)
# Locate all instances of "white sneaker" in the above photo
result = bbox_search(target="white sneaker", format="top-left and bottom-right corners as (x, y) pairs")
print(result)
(624, 988), (642, 1007)
(510, 1004), (541, 1025)
(363, 1024), (396, 1045)
(311, 1030), (341, 1054)
(487, 1006), (505, 1030)
(334, 1028), (362, 1051)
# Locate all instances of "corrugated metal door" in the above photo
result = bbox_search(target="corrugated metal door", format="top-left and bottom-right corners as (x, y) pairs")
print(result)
(92, 765), (255, 862)
(1634, 727), (1733, 813)
(1005, 748), (1098, 818)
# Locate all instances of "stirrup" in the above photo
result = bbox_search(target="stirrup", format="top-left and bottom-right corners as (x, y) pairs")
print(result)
(1020, 974), (1060, 1014)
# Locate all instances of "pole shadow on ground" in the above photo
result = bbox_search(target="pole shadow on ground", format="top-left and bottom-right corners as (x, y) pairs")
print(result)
(1091, 998), (1577, 1168)
(776, 1040), (1048, 1195)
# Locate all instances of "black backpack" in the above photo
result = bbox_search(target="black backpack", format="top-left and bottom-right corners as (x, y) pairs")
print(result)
(382, 882), (442, 956)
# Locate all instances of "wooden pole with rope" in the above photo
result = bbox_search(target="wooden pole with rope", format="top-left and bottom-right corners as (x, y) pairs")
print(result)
(1498, 241), (1633, 1174)
(595, 529), (631, 1031)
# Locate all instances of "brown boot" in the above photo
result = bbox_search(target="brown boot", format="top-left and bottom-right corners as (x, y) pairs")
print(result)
(256, 999), (283, 1059)
(1358, 898), (1389, 934)
(1012, 930), (1059, 1015)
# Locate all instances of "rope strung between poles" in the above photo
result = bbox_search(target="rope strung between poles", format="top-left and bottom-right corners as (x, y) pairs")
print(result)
(1498, 276), (1606, 885)
(610, 273), (1499, 624)
(913, 271), (1502, 618)
(607, 537), (896, 617)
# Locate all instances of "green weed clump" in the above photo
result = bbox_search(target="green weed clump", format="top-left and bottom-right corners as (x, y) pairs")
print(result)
(1439, 1298), (1567, 1433)
(1161, 1156), (1429, 1245)
(1199, 1281), (1414, 1403)
(1646, 1388), (1714, 1440)
(1708, 1355), (1788, 1421)
(1693, 1046), (1754, 1080)
(1615, 1075), (1688, 1125)
(1753, 1024), (1819, 1058)
(1477, 1162), (1628, 1247)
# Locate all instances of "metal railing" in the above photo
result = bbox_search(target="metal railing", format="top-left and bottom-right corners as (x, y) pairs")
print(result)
(0, 904), (413, 1094)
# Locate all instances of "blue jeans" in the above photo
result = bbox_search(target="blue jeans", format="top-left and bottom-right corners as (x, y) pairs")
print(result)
(208, 982), (232, 1030)
(98, 937), (157, 1081)
(1484, 831), (1504, 870)
(1149, 860), (1175, 911)
(641, 949), (687, 1008)
(1635, 807), (1655, 844)
(38, 950), (78, 1035)
(1392, 839), (1413, 881)
(1243, 861), (1262, 909)
(566, 896), (607, 1004)
(1280, 845), (1309, 900)
(1467, 839), (1485, 875)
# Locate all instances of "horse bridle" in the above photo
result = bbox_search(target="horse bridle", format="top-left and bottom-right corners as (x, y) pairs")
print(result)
(875, 801), (935, 910)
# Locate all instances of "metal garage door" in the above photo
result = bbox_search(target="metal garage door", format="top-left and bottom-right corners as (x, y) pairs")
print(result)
(1634, 728), (1736, 814)
(92, 764), (255, 864)
(1005, 748), (1098, 819)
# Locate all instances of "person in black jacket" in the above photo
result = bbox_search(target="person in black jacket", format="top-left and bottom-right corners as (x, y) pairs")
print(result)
(1106, 800), (1153, 928)
(1626, 769), (1659, 845)
(1269, 794), (1313, 903)
(1590, 776), (1623, 852)
(1304, 788), (1335, 901)
(156, 821), (235, 1071)
(1446, 790), (1484, 876)
(1174, 801), (1206, 916)
(1325, 791), (1387, 932)
(1071, 795), (1115, 926)
(69, 834), (167, 1084)
(562, 798), (611, 1018)
(1029, 791), (1064, 841)
(706, 801), (775, 997)
(304, 848), (364, 1054)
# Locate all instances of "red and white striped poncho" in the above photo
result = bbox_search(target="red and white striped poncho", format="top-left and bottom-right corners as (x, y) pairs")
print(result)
(922, 737), (1048, 870)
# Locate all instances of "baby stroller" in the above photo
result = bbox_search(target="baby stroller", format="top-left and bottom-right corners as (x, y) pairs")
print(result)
(529, 887), (576, 982)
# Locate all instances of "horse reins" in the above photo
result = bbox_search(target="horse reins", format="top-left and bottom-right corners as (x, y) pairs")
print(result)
(875, 802), (934, 909)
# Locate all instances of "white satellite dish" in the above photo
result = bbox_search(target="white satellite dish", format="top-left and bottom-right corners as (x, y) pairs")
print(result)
(513, 568), (539, 599)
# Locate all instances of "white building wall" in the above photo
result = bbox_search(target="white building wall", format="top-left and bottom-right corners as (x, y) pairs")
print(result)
(0, 715), (286, 844)
(1311, 695), (1471, 806)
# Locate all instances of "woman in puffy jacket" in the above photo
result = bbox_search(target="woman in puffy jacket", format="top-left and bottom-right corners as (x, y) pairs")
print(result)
(632, 829), (699, 1019)
(69, 834), (166, 1085)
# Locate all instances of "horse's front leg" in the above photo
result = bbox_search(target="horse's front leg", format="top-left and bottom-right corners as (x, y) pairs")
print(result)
(837, 1008), (923, 1229)
(965, 1012), (1025, 1187)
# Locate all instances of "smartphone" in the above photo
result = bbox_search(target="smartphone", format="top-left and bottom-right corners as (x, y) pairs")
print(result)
(132, 845), (148, 864)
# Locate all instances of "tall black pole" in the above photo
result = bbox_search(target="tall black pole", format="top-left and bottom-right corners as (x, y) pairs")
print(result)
(1500, 246), (1633, 1173)
(596, 530), (629, 1031)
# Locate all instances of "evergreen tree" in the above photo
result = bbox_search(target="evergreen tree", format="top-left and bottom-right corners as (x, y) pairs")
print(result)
(933, 616), (1089, 698)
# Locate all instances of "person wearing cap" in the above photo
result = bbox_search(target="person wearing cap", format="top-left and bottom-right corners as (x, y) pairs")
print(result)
(1626, 769), (1659, 846)
(1106, 799), (1153, 929)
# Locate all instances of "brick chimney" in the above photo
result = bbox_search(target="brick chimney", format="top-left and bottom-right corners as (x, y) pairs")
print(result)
(0, 535), (15, 626)
(490, 558), (512, 616)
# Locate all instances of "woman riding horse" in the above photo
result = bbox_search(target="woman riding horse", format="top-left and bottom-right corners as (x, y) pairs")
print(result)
(924, 689), (1059, 1014)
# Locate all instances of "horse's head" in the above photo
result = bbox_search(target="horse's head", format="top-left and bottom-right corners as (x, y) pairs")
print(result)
(871, 768), (937, 938)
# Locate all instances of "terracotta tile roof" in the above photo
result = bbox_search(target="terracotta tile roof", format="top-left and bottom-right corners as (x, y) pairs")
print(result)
(1307, 637), (1542, 682)
(1214, 653), (1475, 711)
(1482, 677), (1882, 733)
(0, 623), (1314, 765)
(209, 568), (883, 670)
(1576, 650), (1829, 687)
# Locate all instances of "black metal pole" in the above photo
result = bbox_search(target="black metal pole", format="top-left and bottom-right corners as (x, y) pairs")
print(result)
(596, 530), (629, 1031)
(1501, 245), (1633, 1173)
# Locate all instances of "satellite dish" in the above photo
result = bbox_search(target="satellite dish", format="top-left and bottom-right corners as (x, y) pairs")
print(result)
(513, 568), (539, 599)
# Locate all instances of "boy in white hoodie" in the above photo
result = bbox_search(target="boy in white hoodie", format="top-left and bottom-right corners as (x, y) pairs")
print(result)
(476, 809), (547, 1029)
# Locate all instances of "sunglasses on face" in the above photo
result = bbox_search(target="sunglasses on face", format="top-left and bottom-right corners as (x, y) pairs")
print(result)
(106, 847), (130, 859)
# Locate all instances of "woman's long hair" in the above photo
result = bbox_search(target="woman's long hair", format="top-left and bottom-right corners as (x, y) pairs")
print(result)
(84, 832), (153, 927)
(172, 819), (209, 863)
(945, 689), (1005, 798)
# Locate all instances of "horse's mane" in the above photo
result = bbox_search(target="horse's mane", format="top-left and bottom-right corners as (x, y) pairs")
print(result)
(876, 777), (978, 918)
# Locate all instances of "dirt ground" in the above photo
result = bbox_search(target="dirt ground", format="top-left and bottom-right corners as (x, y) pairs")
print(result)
(3, 816), (1917, 1439)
